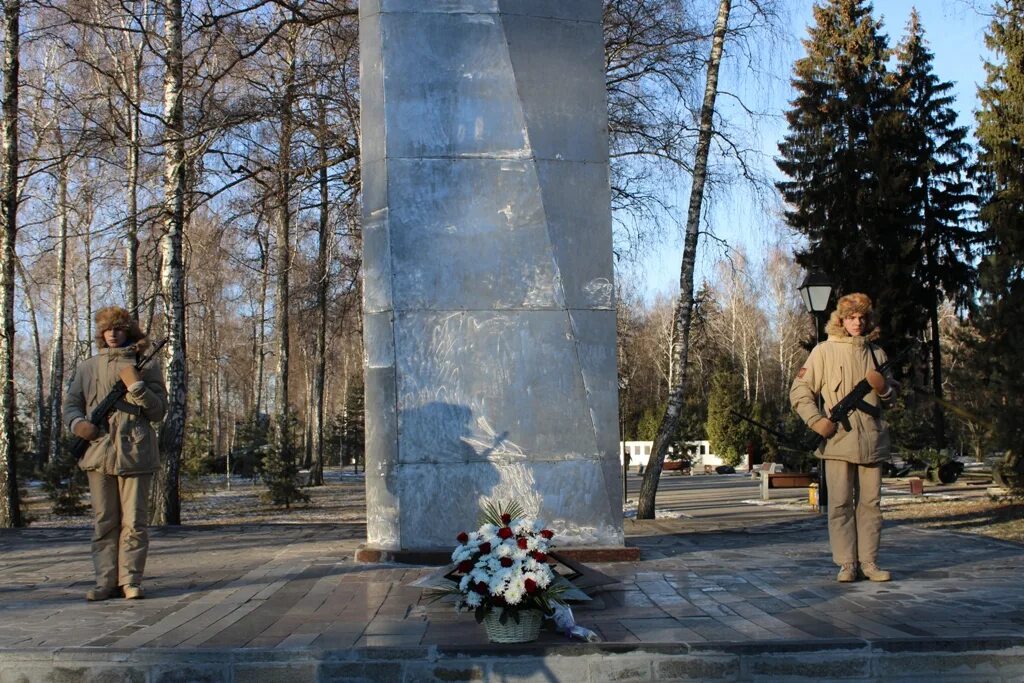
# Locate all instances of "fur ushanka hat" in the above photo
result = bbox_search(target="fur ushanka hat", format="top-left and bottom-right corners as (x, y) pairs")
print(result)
(94, 306), (147, 349)
(824, 293), (880, 340)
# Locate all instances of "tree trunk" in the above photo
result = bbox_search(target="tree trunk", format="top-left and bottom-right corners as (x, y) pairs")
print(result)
(302, 349), (312, 469)
(309, 104), (330, 486)
(14, 257), (44, 471)
(47, 161), (70, 466)
(83, 207), (93, 354)
(274, 32), (297, 467)
(255, 232), (269, 416)
(637, 0), (731, 519)
(927, 238), (946, 446)
(126, 82), (141, 314)
(0, 0), (23, 528)
(155, 0), (187, 526)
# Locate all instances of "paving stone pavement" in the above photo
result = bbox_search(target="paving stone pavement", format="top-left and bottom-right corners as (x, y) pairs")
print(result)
(1, 481), (1024, 681)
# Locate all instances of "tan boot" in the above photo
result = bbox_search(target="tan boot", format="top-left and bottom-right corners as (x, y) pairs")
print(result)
(86, 585), (119, 601)
(859, 562), (891, 582)
(837, 563), (858, 583)
(123, 584), (145, 600)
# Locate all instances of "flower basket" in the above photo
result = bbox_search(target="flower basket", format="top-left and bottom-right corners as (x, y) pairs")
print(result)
(428, 500), (568, 643)
(483, 608), (543, 643)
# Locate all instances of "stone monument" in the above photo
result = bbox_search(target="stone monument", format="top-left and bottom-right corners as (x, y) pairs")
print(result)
(359, 0), (623, 553)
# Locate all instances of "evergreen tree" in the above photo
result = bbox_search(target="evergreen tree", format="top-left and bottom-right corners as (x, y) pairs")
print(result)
(705, 366), (756, 467)
(257, 409), (309, 508)
(776, 0), (920, 342)
(341, 376), (364, 472)
(973, 0), (1024, 486)
(892, 10), (977, 444)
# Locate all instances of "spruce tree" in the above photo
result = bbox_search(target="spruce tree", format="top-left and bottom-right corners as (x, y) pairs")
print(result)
(776, 0), (918, 341)
(892, 10), (976, 444)
(973, 0), (1024, 485)
(705, 366), (755, 468)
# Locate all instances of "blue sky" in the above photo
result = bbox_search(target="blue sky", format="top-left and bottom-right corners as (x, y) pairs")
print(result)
(636, 0), (992, 302)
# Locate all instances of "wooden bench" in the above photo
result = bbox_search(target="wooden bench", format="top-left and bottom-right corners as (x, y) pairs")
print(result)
(760, 472), (815, 501)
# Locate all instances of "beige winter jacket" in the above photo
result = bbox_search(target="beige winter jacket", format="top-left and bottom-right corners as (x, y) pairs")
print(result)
(64, 346), (167, 475)
(790, 335), (893, 465)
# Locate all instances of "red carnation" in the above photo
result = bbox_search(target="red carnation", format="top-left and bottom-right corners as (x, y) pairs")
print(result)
(457, 560), (474, 573)
(540, 529), (554, 539)
(500, 557), (513, 568)
(475, 581), (489, 595)
(497, 527), (513, 540)
(456, 531), (469, 544)
(479, 542), (492, 555)
(532, 551), (547, 563)
(517, 537), (529, 550)
(525, 578), (538, 594)
(501, 512), (512, 524)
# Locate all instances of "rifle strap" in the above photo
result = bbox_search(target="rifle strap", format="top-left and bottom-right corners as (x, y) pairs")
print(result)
(868, 345), (882, 371)
(115, 400), (142, 417)
(855, 399), (880, 419)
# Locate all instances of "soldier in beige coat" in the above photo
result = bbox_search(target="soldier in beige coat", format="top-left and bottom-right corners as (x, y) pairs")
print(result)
(790, 293), (896, 583)
(64, 306), (167, 601)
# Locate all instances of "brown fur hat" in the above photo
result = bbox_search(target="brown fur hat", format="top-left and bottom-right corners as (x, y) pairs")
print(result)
(824, 293), (880, 340)
(94, 306), (147, 349)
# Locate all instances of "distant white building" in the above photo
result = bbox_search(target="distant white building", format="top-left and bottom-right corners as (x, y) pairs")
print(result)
(619, 440), (747, 472)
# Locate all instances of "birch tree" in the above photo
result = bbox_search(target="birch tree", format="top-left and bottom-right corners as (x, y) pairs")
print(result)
(0, 0), (23, 528)
(154, 0), (186, 525)
(637, 0), (732, 519)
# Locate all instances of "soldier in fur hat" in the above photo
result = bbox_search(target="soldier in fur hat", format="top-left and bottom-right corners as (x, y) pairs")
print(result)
(790, 293), (897, 583)
(63, 306), (167, 601)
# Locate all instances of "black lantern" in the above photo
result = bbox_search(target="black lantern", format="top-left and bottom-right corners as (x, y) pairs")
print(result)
(798, 270), (833, 316)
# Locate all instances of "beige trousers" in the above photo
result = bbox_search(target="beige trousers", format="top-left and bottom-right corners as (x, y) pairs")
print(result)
(86, 471), (153, 588)
(824, 460), (882, 566)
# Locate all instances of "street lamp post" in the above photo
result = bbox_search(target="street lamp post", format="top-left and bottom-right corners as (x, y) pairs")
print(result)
(798, 270), (833, 513)
(618, 376), (629, 505)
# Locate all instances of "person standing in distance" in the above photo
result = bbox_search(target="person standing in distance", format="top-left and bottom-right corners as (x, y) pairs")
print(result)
(64, 306), (167, 601)
(790, 293), (897, 583)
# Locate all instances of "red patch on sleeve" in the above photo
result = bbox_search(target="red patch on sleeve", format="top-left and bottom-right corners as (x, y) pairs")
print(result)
(797, 367), (807, 379)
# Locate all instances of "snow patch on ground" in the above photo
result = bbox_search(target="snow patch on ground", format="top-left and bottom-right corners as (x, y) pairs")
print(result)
(622, 501), (691, 519)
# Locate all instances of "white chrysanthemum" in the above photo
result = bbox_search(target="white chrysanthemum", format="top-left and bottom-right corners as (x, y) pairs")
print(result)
(535, 570), (552, 588)
(478, 524), (497, 537)
(459, 575), (472, 591)
(504, 574), (526, 604)
(494, 543), (513, 558)
(465, 591), (482, 607)
(512, 519), (532, 535)
(487, 579), (503, 597)
(532, 520), (544, 532)
(525, 536), (540, 552)
(470, 568), (489, 585)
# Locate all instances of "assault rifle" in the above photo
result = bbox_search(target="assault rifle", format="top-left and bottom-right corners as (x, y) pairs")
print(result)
(69, 339), (166, 460)
(827, 345), (911, 431)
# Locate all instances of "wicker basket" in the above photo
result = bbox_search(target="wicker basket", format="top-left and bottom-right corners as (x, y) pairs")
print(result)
(482, 608), (543, 643)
